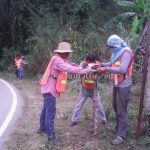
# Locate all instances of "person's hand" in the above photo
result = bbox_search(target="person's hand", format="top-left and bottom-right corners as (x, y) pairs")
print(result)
(82, 61), (88, 68)
(90, 69), (99, 73)
(91, 65), (100, 70)
(97, 67), (107, 73)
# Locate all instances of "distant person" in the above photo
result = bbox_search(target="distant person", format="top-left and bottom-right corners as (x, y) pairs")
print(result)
(97, 35), (134, 145)
(70, 53), (109, 128)
(19, 56), (28, 79)
(13, 55), (28, 80)
(38, 42), (94, 146)
(13, 55), (20, 78)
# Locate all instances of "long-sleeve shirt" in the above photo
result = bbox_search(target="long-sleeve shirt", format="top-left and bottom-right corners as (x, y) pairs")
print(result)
(101, 51), (133, 87)
(41, 56), (90, 97)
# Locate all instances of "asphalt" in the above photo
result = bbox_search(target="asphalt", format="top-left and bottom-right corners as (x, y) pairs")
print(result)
(0, 79), (24, 149)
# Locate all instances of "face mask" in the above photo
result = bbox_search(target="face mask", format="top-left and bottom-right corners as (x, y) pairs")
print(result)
(111, 47), (119, 53)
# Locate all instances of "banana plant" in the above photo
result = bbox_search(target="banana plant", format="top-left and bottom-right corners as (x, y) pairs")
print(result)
(117, 0), (149, 35)
(104, 0), (150, 49)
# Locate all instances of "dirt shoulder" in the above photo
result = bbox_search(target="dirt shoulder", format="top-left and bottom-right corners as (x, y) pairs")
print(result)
(2, 75), (150, 150)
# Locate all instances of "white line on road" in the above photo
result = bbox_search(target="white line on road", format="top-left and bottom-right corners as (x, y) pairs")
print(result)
(0, 79), (17, 137)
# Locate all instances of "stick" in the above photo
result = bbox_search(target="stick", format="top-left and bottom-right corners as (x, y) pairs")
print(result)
(92, 86), (97, 135)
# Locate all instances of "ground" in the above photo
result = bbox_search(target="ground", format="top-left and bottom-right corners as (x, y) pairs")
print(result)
(1, 73), (150, 150)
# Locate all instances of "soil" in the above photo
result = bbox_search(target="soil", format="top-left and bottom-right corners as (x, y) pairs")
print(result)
(1, 75), (150, 150)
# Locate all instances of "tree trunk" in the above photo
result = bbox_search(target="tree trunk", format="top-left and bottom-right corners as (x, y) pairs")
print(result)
(144, 55), (150, 113)
(144, 12), (150, 114)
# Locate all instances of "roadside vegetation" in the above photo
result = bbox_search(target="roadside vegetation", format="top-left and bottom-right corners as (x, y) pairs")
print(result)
(1, 0), (149, 74)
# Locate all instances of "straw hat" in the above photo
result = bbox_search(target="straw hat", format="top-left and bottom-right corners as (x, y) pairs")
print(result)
(54, 42), (74, 53)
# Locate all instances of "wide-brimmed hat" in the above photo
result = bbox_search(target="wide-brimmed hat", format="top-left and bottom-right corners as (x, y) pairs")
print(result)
(53, 42), (74, 53)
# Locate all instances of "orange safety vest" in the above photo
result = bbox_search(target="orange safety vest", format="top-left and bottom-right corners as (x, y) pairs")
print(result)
(14, 58), (21, 69)
(82, 61), (100, 90)
(56, 72), (68, 93)
(110, 48), (134, 84)
(40, 55), (68, 93)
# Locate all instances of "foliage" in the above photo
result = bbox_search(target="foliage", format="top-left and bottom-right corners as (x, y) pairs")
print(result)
(0, 47), (20, 71)
(0, 0), (120, 74)
(116, 0), (149, 34)
(23, 0), (118, 74)
(0, 0), (148, 74)
(103, 0), (150, 50)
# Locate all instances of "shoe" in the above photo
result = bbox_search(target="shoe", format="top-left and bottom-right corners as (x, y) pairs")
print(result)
(36, 129), (46, 136)
(69, 121), (78, 127)
(111, 136), (124, 145)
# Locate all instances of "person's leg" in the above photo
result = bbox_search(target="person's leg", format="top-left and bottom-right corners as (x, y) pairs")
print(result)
(39, 97), (46, 132)
(43, 93), (56, 140)
(17, 68), (21, 79)
(17, 68), (23, 80)
(20, 68), (23, 79)
(115, 86), (131, 140)
(112, 87), (119, 132)
(71, 88), (87, 123)
(93, 91), (106, 123)
(16, 68), (18, 78)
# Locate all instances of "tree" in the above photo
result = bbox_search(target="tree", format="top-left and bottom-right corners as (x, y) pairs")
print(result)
(143, 14), (150, 125)
(103, 0), (150, 49)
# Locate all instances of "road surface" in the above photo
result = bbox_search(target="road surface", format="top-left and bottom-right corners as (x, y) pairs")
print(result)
(0, 79), (23, 149)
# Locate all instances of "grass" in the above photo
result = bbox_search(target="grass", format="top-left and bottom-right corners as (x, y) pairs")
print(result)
(1, 73), (150, 150)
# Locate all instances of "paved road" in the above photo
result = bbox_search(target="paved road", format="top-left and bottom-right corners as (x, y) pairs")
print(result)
(0, 80), (14, 132)
(0, 79), (23, 149)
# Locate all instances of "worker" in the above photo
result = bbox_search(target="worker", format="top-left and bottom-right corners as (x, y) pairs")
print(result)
(38, 42), (94, 146)
(70, 53), (108, 129)
(13, 55), (20, 78)
(97, 35), (134, 145)
(17, 56), (28, 80)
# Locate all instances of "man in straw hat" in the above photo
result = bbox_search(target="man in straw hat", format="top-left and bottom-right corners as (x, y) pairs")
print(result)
(38, 42), (94, 146)
(97, 35), (134, 145)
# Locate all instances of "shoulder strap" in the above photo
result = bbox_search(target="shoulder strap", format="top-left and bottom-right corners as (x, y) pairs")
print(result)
(122, 49), (134, 77)
(40, 55), (59, 85)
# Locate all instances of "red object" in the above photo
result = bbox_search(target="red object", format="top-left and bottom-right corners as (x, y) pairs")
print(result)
(56, 72), (68, 93)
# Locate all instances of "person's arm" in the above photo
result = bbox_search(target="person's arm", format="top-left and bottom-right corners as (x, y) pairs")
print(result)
(101, 61), (112, 67)
(54, 58), (90, 74)
(106, 51), (132, 74)
(68, 61), (79, 67)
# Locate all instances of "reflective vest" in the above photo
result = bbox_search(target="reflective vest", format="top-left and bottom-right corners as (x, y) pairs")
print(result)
(14, 58), (21, 69)
(56, 72), (68, 93)
(110, 48), (133, 85)
(82, 61), (100, 90)
(40, 55), (68, 93)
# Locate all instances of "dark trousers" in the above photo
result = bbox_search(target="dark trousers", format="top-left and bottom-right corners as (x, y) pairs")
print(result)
(39, 93), (56, 139)
(15, 68), (18, 78)
(17, 68), (23, 79)
(112, 86), (131, 139)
